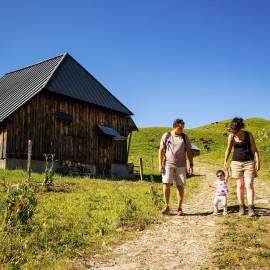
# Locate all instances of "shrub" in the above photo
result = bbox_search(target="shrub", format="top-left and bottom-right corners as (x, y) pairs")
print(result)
(43, 154), (55, 189)
(118, 197), (139, 227)
(149, 185), (163, 209)
(2, 181), (37, 228)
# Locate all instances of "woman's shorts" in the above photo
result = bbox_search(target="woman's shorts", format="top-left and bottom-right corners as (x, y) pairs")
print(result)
(231, 160), (257, 179)
(162, 166), (186, 187)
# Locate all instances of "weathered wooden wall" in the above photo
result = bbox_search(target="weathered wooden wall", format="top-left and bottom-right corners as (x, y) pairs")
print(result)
(5, 90), (131, 173)
(0, 124), (7, 159)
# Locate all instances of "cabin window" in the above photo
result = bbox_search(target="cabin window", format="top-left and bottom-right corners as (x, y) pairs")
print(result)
(55, 112), (73, 122)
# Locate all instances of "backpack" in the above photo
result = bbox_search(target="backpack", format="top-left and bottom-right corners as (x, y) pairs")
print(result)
(163, 132), (187, 152)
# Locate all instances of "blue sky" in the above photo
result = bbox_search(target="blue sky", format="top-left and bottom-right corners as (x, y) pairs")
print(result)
(1, 0), (269, 128)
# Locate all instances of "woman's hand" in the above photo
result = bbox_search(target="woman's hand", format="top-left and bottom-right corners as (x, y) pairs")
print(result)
(188, 165), (193, 176)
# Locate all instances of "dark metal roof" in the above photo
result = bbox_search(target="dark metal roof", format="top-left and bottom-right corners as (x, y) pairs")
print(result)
(0, 53), (133, 123)
(46, 54), (133, 115)
(127, 116), (139, 131)
(97, 124), (126, 141)
(0, 54), (64, 122)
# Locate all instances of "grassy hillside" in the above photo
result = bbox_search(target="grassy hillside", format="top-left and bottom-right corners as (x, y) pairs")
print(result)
(129, 118), (270, 180)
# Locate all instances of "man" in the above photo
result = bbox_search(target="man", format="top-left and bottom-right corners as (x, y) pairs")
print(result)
(159, 119), (193, 215)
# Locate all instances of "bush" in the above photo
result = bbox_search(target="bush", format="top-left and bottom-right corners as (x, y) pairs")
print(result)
(149, 185), (163, 209)
(117, 197), (139, 227)
(43, 154), (55, 189)
(2, 181), (37, 228)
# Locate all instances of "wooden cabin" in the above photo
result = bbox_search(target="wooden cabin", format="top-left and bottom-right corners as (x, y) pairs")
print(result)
(0, 53), (137, 176)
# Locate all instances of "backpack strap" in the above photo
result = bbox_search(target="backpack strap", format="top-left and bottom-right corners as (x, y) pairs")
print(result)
(164, 132), (187, 152)
(163, 132), (171, 149)
(181, 133), (187, 152)
(162, 132), (171, 167)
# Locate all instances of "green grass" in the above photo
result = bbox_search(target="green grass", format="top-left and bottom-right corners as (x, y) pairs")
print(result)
(0, 169), (201, 269)
(1, 117), (269, 269)
(210, 181), (270, 270)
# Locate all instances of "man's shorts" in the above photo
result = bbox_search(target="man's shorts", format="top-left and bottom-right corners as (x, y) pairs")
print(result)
(231, 160), (257, 179)
(162, 166), (186, 187)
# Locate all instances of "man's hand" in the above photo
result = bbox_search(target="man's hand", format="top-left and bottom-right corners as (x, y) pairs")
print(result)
(159, 165), (164, 174)
(188, 165), (193, 176)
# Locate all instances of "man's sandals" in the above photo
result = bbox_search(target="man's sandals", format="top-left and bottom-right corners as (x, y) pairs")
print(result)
(161, 206), (184, 216)
(176, 207), (184, 216)
(161, 205), (170, 214)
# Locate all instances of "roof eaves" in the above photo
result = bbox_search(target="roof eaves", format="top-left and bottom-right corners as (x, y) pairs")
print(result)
(44, 88), (132, 116)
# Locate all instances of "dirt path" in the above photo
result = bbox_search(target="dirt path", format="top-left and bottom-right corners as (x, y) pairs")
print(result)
(87, 164), (270, 270)
(88, 165), (218, 270)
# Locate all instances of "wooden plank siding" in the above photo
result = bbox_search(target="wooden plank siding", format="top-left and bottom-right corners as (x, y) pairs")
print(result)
(0, 124), (7, 159)
(5, 90), (130, 173)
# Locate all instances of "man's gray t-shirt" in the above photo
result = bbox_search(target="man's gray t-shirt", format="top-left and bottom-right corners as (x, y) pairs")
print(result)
(160, 132), (192, 168)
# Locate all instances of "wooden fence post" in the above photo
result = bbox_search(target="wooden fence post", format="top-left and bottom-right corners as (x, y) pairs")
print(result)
(139, 158), (143, 181)
(151, 155), (154, 172)
(27, 140), (32, 179)
(127, 132), (132, 163)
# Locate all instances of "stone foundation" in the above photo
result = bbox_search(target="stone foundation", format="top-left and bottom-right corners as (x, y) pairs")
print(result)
(3, 158), (57, 172)
(111, 163), (133, 178)
(0, 159), (132, 178)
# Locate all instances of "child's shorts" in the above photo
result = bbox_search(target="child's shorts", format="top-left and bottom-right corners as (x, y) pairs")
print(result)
(162, 166), (186, 187)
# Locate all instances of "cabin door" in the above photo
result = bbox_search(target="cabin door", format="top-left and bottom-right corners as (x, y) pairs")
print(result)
(98, 137), (114, 175)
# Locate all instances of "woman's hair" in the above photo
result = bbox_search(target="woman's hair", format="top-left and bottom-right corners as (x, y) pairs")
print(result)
(230, 117), (245, 131)
(216, 170), (225, 177)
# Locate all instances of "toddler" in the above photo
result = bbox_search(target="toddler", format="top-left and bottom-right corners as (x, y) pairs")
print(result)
(209, 169), (229, 215)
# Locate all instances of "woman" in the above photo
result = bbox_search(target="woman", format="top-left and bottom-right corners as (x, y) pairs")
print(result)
(224, 117), (260, 216)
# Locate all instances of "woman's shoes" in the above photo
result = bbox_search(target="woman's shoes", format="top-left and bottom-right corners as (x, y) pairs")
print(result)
(239, 204), (245, 216)
(248, 205), (256, 217)
(239, 204), (256, 216)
